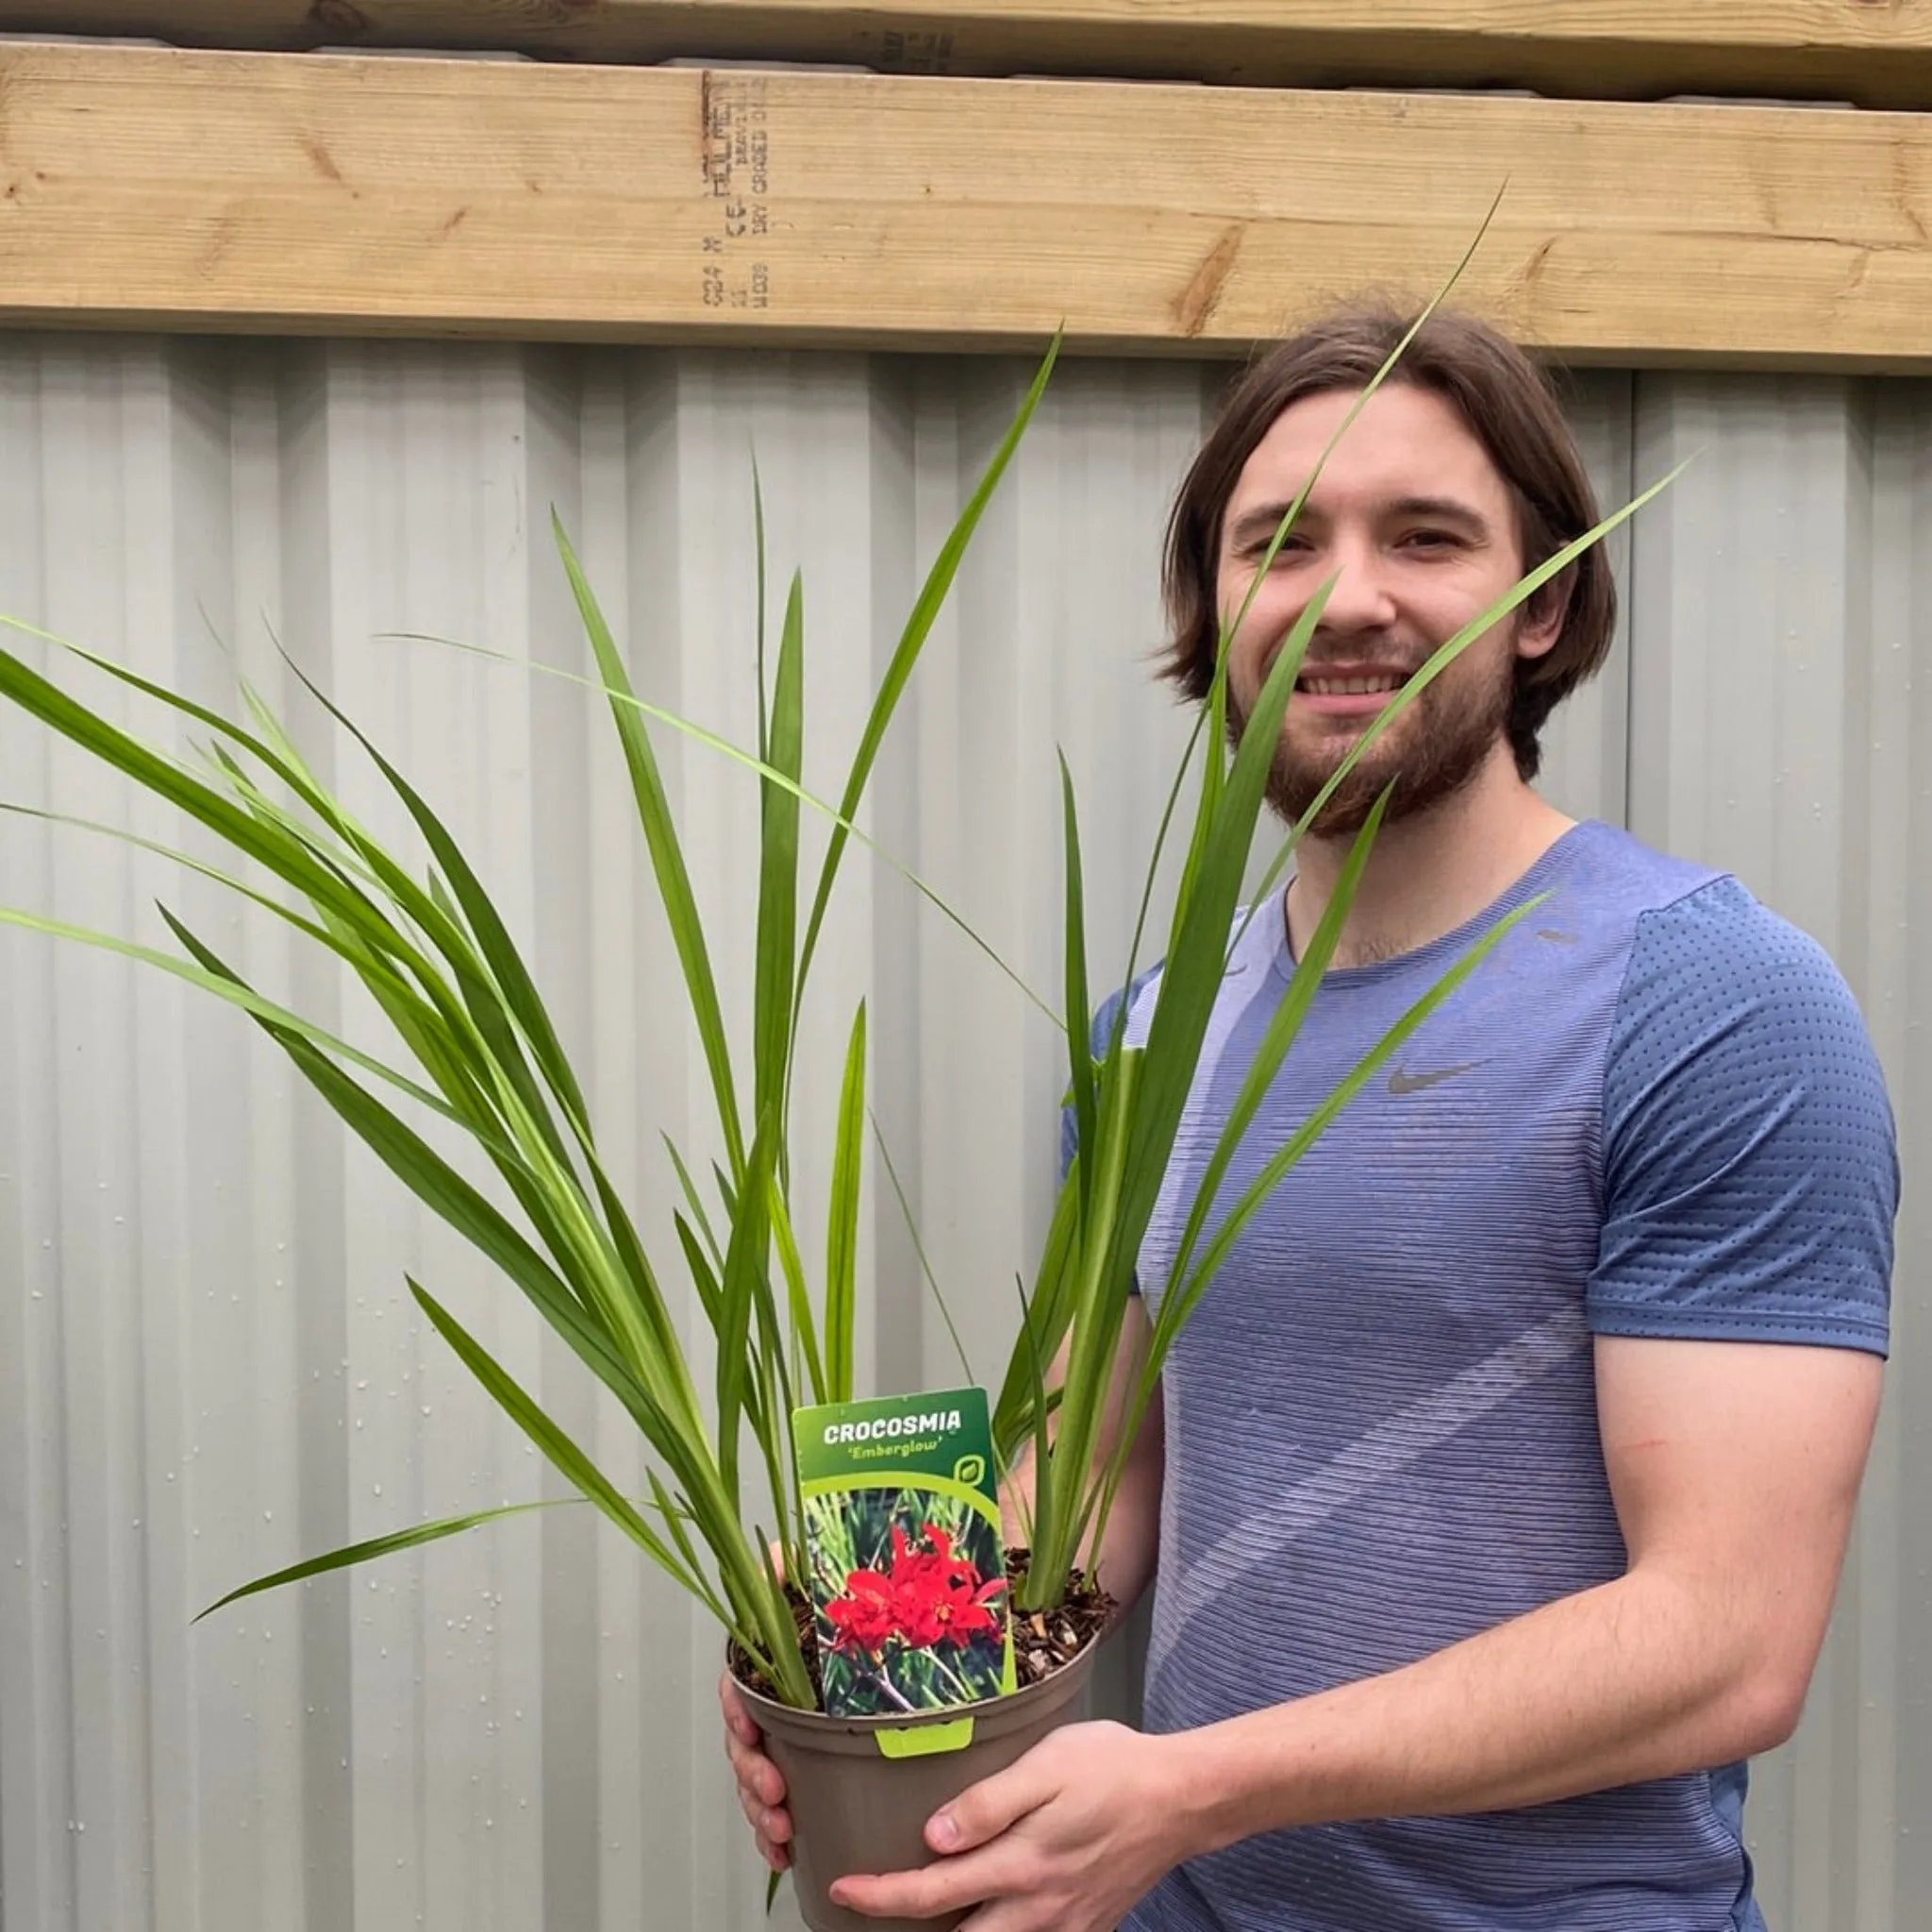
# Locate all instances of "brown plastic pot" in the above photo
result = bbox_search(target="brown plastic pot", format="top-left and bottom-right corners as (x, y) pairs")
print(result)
(736, 1639), (1101, 1932)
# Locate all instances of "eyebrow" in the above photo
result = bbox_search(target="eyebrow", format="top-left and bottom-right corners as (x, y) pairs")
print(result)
(1224, 493), (1494, 547)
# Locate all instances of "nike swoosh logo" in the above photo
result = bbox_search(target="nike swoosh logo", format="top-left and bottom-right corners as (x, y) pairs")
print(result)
(1388, 1061), (1481, 1096)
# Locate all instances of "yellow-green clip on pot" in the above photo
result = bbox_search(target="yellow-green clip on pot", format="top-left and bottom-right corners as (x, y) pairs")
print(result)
(875, 1717), (975, 1759)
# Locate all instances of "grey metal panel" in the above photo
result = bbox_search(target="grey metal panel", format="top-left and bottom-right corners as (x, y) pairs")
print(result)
(0, 338), (1221, 1932)
(1543, 370), (1636, 829)
(0, 338), (1916, 1932)
(1630, 371), (1932, 1932)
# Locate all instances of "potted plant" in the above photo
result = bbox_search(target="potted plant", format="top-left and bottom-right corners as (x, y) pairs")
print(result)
(0, 291), (1665, 1932)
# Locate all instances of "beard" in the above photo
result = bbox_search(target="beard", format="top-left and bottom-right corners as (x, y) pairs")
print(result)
(1227, 630), (1517, 838)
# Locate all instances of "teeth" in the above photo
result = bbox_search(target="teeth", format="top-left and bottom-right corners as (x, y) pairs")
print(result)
(1302, 675), (1401, 695)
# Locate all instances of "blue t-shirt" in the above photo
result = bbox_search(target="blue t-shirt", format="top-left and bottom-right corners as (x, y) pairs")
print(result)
(1069, 820), (1896, 1932)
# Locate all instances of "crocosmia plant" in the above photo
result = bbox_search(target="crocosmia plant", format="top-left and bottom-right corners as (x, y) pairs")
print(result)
(0, 251), (1673, 1716)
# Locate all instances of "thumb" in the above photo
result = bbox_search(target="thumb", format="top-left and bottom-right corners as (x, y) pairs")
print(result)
(927, 1753), (1054, 1855)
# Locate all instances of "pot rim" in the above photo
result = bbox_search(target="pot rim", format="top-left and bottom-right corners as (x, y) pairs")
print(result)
(731, 1624), (1103, 1736)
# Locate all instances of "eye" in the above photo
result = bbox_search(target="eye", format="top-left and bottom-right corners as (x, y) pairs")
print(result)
(1256, 531), (1311, 561)
(1401, 527), (1462, 553)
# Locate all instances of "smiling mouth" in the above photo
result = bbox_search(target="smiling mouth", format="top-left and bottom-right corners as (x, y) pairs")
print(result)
(1291, 668), (1414, 699)
(1295, 671), (1407, 695)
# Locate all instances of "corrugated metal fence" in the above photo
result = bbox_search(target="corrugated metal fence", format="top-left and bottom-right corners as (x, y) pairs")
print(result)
(0, 340), (1922, 1930)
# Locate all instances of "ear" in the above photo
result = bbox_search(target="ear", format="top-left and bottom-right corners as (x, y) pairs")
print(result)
(1515, 569), (1573, 665)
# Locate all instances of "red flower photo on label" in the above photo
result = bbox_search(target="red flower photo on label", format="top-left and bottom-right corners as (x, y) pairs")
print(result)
(801, 1483), (1011, 1717)
(824, 1523), (1008, 1660)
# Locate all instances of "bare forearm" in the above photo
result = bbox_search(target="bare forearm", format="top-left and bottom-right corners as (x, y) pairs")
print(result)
(1002, 1307), (1165, 1614)
(1091, 1436), (1162, 1612)
(1162, 1343), (1874, 1857)
(1001, 1434), (1160, 1615)
(1172, 1567), (1803, 1858)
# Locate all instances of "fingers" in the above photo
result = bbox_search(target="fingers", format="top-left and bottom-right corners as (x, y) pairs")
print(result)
(718, 1674), (788, 1797)
(928, 1755), (1051, 1857)
(832, 1851), (1008, 1922)
(719, 1669), (793, 1871)
(724, 1727), (790, 1811)
(737, 1780), (794, 1871)
(736, 1777), (794, 1842)
(719, 1673), (763, 1750)
(728, 1747), (793, 1845)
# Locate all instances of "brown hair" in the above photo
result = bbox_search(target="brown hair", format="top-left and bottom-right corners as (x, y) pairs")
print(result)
(1160, 306), (1616, 782)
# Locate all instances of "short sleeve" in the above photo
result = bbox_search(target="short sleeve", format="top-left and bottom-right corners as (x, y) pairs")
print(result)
(1058, 968), (1159, 1183)
(1058, 969), (1162, 1298)
(1587, 879), (1897, 1356)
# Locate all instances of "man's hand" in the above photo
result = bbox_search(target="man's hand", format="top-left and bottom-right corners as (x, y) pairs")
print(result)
(720, 1537), (797, 1874)
(720, 1670), (794, 1873)
(829, 1721), (1188, 1931)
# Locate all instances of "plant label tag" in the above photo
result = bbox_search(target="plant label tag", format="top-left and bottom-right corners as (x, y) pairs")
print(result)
(791, 1386), (1015, 1718)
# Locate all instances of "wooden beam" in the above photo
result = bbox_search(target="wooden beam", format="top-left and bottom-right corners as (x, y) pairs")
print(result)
(4, 43), (1932, 367)
(8, 1), (1932, 109)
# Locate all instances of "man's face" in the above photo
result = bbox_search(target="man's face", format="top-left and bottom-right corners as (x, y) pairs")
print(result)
(1215, 382), (1563, 836)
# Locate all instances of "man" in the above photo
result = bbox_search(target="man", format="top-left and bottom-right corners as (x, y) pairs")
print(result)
(722, 308), (1898, 1930)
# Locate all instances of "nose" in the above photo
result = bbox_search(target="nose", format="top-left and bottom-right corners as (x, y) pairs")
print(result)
(1313, 542), (1399, 636)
